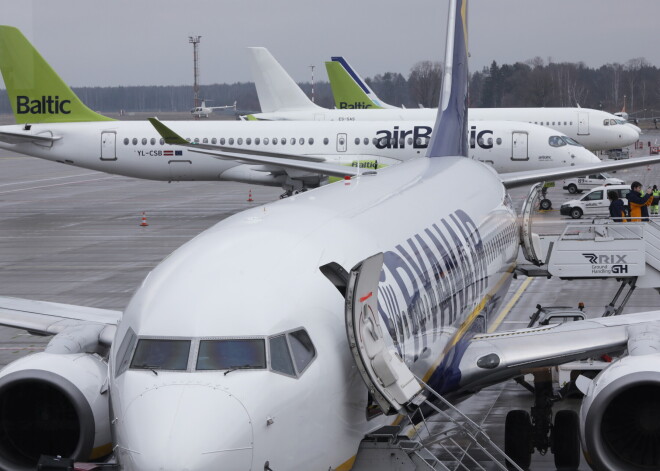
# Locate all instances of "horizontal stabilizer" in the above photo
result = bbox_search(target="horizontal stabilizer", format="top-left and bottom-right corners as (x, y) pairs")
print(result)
(149, 118), (368, 179)
(0, 130), (60, 144)
(0, 296), (121, 346)
(500, 155), (660, 188)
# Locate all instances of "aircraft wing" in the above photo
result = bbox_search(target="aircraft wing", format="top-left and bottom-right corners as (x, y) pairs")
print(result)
(149, 118), (369, 178)
(499, 155), (660, 189)
(458, 310), (660, 393)
(0, 130), (61, 145)
(0, 296), (120, 345)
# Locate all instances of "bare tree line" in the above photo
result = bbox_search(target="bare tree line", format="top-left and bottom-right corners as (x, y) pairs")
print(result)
(0, 58), (658, 116)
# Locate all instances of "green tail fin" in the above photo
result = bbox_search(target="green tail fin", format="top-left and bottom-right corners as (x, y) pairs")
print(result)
(325, 61), (382, 110)
(0, 25), (113, 123)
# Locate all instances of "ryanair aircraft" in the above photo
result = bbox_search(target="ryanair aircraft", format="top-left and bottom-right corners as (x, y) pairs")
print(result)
(0, 25), (603, 197)
(0, 2), (660, 471)
(245, 48), (640, 152)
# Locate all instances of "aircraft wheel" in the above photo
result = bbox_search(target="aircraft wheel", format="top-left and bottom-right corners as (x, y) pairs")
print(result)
(540, 199), (552, 210)
(570, 208), (583, 219)
(552, 410), (580, 470)
(567, 184), (578, 194)
(505, 410), (532, 470)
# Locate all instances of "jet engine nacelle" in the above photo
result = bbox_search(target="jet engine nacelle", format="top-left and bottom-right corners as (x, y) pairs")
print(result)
(0, 352), (111, 471)
(579, 353), (660, 471)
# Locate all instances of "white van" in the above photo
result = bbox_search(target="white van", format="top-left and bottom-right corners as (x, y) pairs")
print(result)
(560, 184), (631, 219)
(562, 173), (624, 194)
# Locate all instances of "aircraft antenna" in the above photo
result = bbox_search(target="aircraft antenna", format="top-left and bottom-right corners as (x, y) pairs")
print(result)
(189, 36), (202, 109)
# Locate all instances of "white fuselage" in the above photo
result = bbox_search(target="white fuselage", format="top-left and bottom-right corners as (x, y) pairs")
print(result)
(248, 107), (640, 152)
(108, 156), (519, 470)
(0, 119), (598, 187)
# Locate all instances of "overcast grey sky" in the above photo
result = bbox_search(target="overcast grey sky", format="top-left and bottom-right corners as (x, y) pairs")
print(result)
(1, 0), (658, 88)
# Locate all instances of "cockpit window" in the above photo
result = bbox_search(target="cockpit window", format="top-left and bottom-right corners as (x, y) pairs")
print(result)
(196, 339), (266, 370)
(269, 335), (296, 376)
(289, 329), (316, 373)
(561, 136), (582, 146)
(130, 339), (191, 371)
(548, 136), (566, 147)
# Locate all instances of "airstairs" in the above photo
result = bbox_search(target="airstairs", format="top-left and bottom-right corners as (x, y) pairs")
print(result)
(350, 377), (523, 471)
(517, 183), (660, 315)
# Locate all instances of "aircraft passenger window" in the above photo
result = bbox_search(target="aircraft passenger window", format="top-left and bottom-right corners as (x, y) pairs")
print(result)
(487, 138), (493, 146)
(203, 138), (208, 144)
(160, 139), (164, 145)
(228, 138), (234, 145)
(220, 138), (226, 145)
(150, 138), (156, 145)
(237, 138), (243, 145)
(546, 122), (549, 125)
(323, 138), (328, 145)
(122, 138), (129, 145)
(355, 137), (360, 145)
(211, 138), (217, 145)
(399, 138), (405, 147)
(186, 138), (191, 142)
(246, 138), (252, 145)
(290, 138), (295, 145)
(552, 122), (556, 126)
(280, 137), (286, 145)
(255, 138), (261, 145)
(130, 339), (191, 371)
(381, 138), (388, 147)
(372, 138), (378, 146)
(141, 138), (147, 145)
(364, 137), (369, 145)
(115, 328), (137, 377)
(496, 138), (502, 145)
(309, 138), (314, 145)
(196, 339), (266, 370)
(564, 121), (567, 125)
(272, 138), (278, 145)
(288, 329), (316, 374)
(299, 138), (304, 145)
(132, 138), (137, 145)
(194, 138), (200, 144)
(264, 138), (269, 144)
(269, 335), (295, 376)
(339, 137), (345, 145)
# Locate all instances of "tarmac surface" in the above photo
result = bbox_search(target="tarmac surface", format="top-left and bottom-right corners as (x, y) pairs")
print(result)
(1, 131), (660, 470)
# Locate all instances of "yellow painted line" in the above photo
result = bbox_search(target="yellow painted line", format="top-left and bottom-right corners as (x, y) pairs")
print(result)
(488, 277), (533, 333)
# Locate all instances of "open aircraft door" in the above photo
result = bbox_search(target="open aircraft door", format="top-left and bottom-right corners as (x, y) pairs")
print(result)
(345, 253), (422, 415)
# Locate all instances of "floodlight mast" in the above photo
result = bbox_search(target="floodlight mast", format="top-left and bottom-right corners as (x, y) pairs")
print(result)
(189, 35), (202, 109)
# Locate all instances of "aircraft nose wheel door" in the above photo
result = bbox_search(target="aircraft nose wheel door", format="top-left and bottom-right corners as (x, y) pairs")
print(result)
(345, 253), (422, 415)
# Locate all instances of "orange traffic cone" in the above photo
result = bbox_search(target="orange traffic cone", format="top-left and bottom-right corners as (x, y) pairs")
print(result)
(247, 189), (254, 202)
(140, 212), (149, 227)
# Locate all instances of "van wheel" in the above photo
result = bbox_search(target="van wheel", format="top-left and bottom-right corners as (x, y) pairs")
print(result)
(570, 208), (583, 219)
(567, 184), (578, 194)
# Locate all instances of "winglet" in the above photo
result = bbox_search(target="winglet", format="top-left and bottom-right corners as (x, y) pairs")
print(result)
(425, 0), (468, 158)
(148, 118), (189, 145)
(0, 25), (114, 124)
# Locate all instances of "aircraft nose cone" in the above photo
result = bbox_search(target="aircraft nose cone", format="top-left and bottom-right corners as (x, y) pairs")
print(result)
(117, 383), (253, 470)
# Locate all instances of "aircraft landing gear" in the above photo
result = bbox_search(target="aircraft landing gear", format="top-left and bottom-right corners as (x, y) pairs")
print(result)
(539, 185), (552, 211)
(505, 370), (580, 470)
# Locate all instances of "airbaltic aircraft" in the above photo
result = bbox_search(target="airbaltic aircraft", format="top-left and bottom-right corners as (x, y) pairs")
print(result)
(2, 2), (660, 471)
(246, 48), (640, 152)
(0, 26), (602, 197)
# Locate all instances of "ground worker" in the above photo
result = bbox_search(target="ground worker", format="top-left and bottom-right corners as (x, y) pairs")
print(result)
(651, 185), (660, 216)
(627, 181), (653, 221)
